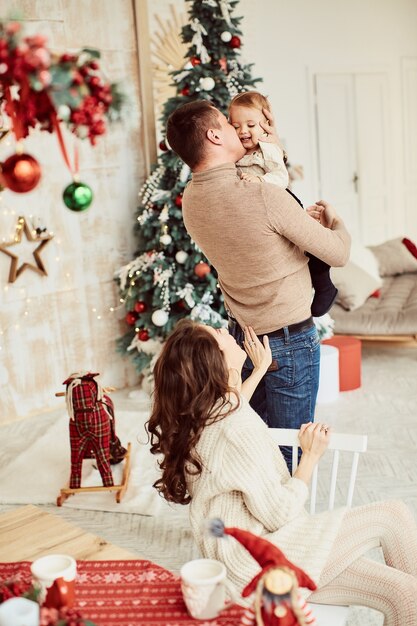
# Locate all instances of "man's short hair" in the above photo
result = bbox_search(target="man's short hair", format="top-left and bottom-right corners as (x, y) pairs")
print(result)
(166, 100), (221, 169)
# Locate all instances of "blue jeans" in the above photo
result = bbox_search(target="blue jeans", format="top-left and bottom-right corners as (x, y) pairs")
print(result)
(229, 320), (321, 471)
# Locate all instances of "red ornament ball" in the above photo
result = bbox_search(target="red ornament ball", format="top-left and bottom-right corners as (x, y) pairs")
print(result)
(134, 300), (148, 313)
(0, 153), (41, 193)
(190, 56), (201, 66)
(175, 194), (183, 207)
(229, 35), (241, 49)
(125, 311), (137, 325)
(194, 262), (211, 278)
(159, 140), (168, 151)
(134, 300), (147, 314)
(181, 86), (190, 96)
(138, 328), (150, 342)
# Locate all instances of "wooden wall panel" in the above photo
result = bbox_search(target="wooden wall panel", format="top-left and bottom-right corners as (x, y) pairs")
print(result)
(0, 0), (145, 423)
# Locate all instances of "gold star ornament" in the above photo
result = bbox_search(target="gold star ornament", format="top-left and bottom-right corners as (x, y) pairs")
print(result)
(0, 216), (54, 283)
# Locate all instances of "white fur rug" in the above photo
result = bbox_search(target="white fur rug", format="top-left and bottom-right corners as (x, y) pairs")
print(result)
(0, 389), (184, 519)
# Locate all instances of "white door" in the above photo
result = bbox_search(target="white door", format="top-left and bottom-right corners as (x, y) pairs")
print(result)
(314, 72), (390, 245)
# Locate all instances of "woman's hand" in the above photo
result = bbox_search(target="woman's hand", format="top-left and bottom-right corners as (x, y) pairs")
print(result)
(243, 326), (272, 376)
(240, 327), (272, 402)
(298, 422), (331, 460)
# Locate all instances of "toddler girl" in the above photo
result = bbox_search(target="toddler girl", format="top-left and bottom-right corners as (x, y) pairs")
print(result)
(229, 91), (338, 317)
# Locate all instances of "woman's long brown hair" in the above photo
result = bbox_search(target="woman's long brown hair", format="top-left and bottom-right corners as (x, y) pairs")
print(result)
(147, 319), (235, 505)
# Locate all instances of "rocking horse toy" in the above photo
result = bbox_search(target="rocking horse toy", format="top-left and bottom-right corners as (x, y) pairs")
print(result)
(56, 371), (131, 506)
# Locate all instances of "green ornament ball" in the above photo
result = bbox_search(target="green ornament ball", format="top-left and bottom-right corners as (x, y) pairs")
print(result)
(63, 181), (93, 212)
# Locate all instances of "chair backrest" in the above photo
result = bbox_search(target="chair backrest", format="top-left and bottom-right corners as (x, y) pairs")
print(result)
(270, 429), (368, 514)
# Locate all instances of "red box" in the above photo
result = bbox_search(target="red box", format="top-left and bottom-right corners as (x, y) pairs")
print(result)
(322, 336), (362, 391)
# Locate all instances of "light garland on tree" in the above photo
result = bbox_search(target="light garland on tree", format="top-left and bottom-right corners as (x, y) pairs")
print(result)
(115, 251), (165, 292)
(153, 266), (173, 311)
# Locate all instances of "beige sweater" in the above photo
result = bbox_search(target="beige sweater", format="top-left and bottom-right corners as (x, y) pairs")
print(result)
(187, 396), (347, 599)
(183, 163), (351, 334)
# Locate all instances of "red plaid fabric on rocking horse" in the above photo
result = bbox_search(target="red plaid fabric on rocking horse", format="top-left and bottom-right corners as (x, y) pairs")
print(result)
(63, 372), (118, 489)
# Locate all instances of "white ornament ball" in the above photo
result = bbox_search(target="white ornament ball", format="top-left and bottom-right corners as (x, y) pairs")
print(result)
(220, 31), (232, 42)
(175, 250), (188, 264)
(58, 104), (71, 121)
(160, 233), (172, 245)
(199, 76), (215, 91)
(152, 309), (169, 326)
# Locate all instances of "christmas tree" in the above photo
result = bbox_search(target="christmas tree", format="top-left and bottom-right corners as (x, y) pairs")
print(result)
(115, 0), (260, 375)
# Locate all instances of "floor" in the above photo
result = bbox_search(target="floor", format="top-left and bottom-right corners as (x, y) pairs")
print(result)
(1, 342), (417, 625)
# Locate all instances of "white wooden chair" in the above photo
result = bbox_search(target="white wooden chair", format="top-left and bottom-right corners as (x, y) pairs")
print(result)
(270, 428), (368, 626)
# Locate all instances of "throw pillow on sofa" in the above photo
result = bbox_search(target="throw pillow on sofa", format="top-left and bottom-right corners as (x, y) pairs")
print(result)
(368, 237), (417, 276)
(330, 261), (382, 311)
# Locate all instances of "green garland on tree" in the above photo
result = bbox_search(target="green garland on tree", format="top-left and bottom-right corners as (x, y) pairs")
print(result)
(115, 0), (261, 375)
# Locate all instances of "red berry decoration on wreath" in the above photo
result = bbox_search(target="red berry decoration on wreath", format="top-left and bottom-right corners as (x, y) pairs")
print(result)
(175, 194), (183, 207)
(125, 311), (137, 325)
(229, 35), (241, 49)
(0, 153), (42, 193)
(159, 140), (168, 151)
(194, 262), (211, 278)
(181, 86), (190, 96)
(138, 328), (150, 341)
(190, 56), (201, 66)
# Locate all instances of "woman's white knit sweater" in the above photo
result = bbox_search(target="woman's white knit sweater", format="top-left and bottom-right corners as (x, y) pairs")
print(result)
(187, 396), (347, 597)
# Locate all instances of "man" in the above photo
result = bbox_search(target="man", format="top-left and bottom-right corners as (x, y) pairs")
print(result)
(166, 100), (350, 468)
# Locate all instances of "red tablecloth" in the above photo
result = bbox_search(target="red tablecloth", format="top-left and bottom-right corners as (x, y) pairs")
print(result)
(0, 560), (248, 626)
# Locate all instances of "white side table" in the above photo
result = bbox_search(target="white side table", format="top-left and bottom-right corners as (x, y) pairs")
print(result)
(317, 344), (339, 404)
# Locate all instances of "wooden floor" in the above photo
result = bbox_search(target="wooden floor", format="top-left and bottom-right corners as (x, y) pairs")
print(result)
(1, 343), (417, 626)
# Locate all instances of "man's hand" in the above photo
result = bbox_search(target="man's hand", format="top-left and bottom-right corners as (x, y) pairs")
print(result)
(306, 204), (323, 223)
(315, 199), (339, 229)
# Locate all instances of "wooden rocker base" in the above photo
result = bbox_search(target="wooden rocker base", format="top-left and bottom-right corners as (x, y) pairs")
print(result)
(57, 442), (132, 507)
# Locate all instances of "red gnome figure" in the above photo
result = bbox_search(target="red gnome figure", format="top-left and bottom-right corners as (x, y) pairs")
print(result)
(63, 371), (117, 489)
(210, 520), (317, 626)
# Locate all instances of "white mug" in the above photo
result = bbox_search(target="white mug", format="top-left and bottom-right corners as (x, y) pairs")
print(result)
(0, 597), (39, 626)
(30, 554), (77, 609)
(180, 558), (228, 620)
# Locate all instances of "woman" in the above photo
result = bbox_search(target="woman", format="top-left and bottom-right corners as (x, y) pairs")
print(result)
(147, 319), (417, 625)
